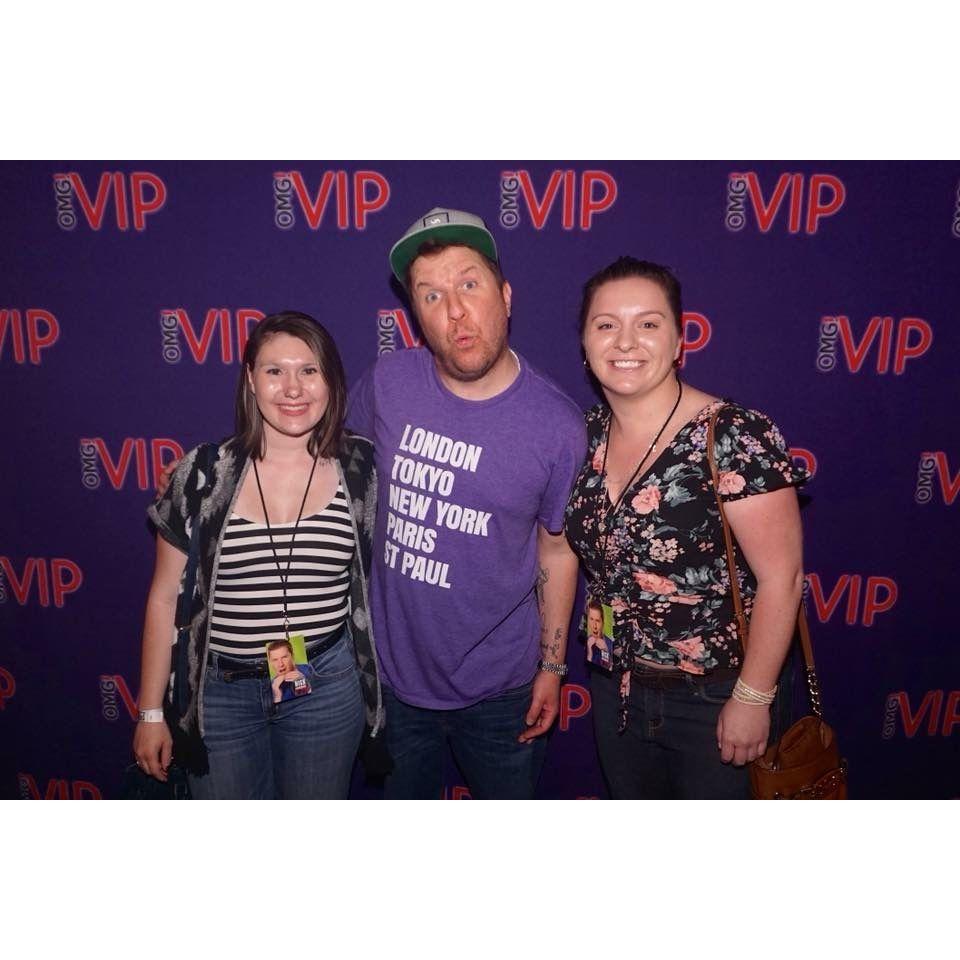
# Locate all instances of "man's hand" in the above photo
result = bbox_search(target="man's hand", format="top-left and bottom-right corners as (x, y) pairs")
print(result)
(518, 671), (561, 742)
(156, 458), (180, 498)
(716, 697), (770, 766)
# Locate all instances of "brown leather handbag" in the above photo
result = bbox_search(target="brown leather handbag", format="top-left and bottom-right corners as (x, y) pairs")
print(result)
(707, 411), (847, 800)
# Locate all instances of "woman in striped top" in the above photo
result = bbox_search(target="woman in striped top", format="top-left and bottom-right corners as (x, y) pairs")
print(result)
(135, 311), (381, 799)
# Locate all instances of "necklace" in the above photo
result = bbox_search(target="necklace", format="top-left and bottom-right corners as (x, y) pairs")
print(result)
(252, 453), (321, 640)
(597, 379), (683, 537)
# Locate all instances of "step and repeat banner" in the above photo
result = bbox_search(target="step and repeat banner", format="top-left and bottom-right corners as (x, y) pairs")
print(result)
(1, 161), (957, 799)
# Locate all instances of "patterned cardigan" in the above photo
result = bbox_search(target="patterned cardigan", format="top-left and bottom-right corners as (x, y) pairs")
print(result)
(147, 432), (383, 774)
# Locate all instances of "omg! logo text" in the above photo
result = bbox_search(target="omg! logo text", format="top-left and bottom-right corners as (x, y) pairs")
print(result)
(0, 557), (83, 608)
(99, 674), (139, 722)
(159, 308), (265, 364)
(915, 453), (959, 506)
(18, 773), (102, 799)
(376, 308), (422, 356)
(881, 690), (960, 739)
(53, 171), (166, 231)
(805, 573), (897, 627)
(79, 438), (184, 491)
(499, 170), (617, 230)
(273, 170), (390, 230)
(816, 315), (932, 374)
(1, 309), (60, 364)
(725, 172), (845, 234)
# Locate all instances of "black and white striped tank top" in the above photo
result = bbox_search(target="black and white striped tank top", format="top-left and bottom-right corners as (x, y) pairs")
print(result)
(210, 483), (355, 658)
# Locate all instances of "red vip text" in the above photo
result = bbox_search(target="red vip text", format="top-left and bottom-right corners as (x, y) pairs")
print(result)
(0, 667), (15, 709)
(0, 558), (82, 608)
(882, 691), (960, 738)
(500, 170), (617, 230)
(817, 316), (932, 374)
(79, 438), (184, 491)
(19, 774), (102, 799)
(275, 171), (390, 230)
(680, 312), (711, 366)
(160, 308), (264, 364)
(442, 786), (473, 799)
(790, 447), (817, 480)
(53, 172), (166, 230)
(805, 573), (897, 627)
(726, 172), (845, 234)
(559, 683), (592, 731)
(0, 309), (59, 364)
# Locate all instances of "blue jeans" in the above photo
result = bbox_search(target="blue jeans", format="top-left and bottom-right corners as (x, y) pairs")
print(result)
(382, 682), (547, 800)
(188, 635), (364, 800)
(591, 667), (753, 799)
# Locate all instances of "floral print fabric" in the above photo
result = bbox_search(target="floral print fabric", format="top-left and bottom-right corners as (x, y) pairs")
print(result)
(564, 400), (806, 676)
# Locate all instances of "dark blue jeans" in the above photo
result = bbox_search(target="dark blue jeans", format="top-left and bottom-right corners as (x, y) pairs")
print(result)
(382, 682), (548, 800)
(188, 636), (364, 800)
(591, 667), (753, 800)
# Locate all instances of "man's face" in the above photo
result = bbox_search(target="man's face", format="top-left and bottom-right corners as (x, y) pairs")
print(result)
(409, 245), (512, 386)
(587, 608), (603, 638)
(269, 647), (294, 674)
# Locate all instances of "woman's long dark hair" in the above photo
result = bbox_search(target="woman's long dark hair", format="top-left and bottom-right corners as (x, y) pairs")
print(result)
(232, 311), (346, 460)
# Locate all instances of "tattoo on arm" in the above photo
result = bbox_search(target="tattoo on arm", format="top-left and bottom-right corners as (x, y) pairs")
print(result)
(536, 565), (549, 609)
(539, 626), (563, 662)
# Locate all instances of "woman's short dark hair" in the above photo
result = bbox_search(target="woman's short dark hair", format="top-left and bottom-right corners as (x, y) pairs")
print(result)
(578, 256), (683, 336)
(233, 311), (346, 460)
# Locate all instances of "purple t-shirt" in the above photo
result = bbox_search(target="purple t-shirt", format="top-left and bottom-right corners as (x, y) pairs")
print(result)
(348, 348), (586, 709)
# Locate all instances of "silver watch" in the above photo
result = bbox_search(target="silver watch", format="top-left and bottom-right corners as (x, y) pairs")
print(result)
(538, 660), (568, 678)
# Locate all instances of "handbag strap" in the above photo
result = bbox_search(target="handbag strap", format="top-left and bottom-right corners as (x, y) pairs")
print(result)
(706, 409), (824, 718)
(174, 442), (218, 631)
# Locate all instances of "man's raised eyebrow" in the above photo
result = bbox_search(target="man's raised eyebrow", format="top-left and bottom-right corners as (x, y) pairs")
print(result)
(414, 263), (481, 290)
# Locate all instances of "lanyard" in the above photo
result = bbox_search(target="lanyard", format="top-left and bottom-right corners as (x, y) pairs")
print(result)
(596, 380), (683, 585)
(252, 454), (321, 640)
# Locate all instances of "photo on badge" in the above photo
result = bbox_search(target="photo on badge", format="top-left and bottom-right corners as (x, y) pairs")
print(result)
(266, 635), (312, 703)
(583, 598), (614, 671)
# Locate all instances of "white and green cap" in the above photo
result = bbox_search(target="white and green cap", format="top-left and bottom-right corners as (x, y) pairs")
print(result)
(389, 207), (499, 284)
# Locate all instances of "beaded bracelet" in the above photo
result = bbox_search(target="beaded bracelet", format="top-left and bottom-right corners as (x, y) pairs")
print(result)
(732, 678), (777, 706)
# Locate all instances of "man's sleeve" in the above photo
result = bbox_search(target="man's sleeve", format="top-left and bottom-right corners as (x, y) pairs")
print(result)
(346, 361), (377, 440)
(538, 408), (588, 532)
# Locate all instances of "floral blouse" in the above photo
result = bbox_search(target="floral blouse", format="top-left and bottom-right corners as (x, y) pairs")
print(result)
(564, 399), (807, 676)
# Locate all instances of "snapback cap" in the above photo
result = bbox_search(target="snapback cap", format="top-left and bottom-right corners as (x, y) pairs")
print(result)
(389, 207), (498, 284)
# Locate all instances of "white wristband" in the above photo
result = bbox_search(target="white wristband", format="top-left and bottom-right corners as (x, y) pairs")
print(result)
(138, 708), (165, 723)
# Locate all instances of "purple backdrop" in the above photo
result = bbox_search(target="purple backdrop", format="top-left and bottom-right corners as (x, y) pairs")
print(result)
(2, 161), (957, 799)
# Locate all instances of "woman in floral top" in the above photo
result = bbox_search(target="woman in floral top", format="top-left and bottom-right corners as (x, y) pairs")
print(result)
(564, 257), (806, 799)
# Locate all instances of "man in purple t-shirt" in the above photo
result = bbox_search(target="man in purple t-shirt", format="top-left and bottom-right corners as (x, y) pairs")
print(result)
(348, 207), (586, 799)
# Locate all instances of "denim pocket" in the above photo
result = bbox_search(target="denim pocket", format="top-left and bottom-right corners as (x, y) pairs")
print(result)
(305, 637), (356, 685)
(694, 676), (736, 705)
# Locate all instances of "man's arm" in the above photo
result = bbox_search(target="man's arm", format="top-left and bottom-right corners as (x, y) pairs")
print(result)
(518, 525), (579, 743)
(345, 361), (377, 438)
